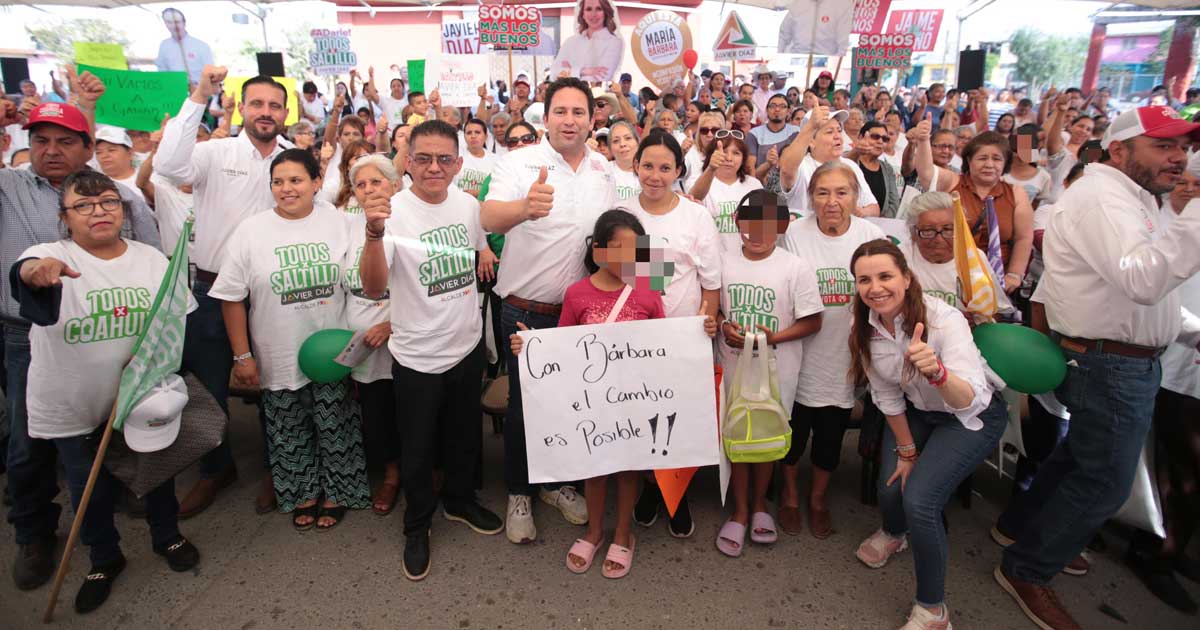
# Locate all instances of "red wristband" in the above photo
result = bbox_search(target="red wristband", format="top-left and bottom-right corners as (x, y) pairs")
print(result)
(927, 359), (948, 387)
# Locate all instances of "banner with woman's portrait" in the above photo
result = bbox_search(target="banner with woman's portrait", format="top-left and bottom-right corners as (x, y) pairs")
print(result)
(550, 0), (625, 82)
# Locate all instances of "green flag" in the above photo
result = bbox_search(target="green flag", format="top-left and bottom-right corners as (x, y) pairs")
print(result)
(407, 59), (426, 93)
(113, 220), (193, 431)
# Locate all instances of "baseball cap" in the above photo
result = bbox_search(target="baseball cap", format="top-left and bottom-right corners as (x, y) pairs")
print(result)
(1102, 105), (1200, 147)
(22, 102), (88, 133)
(818, 70), (833, 79)
(620, 73), (633, 82)
(595, 127), (610, 139)
(524, 102), (546, 132)
(514, 78), (531, 89)
(94, 126), (133, 148)
(123, 373), (189, 453)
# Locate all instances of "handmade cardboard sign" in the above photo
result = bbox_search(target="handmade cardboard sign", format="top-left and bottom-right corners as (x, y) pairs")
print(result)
(631, 10), (693, 93)
(518, 316), (719, 483)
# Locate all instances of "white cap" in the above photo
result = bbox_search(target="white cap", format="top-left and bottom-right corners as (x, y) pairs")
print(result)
(803, 109), (850, 125)
(94, 126), (132, 148)
(524, 102), (546, 132)
(123, 373), (188, 453)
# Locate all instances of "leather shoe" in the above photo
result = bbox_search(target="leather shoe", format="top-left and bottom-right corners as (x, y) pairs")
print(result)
(178, 467), (237, 520)
(75, 554), (126, 614)
(13, 535), (57, 591)
(154, 536), (200, 572)
(403, 533), (431, 581)
(994, 566), (1082, 630)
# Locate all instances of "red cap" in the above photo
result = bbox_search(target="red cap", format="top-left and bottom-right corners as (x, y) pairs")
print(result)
(1103, 105), (1200, 146)
(818, 70), (833, 79)
(22, 102), (89, 134)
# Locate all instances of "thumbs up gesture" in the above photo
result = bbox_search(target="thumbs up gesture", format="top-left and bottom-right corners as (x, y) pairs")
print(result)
(510, 321), (530, 356)
(905, 322), (942, 381)
(706, 140), (728, 173)
(699, 301), (717, 338)
(524, 166), (554, 221)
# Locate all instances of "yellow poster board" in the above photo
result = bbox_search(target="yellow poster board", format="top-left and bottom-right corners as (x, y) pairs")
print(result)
(73, 42), (128, 70)
(223, 76), (299, 127)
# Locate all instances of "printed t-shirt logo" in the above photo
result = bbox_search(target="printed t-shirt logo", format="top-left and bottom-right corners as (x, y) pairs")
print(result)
(65, 287), (153, 344)
(271, 242), (341, 305)
(726, 283), (779, 332)
(418, 224), (475, 297)
(457, 169), (489, 192)
(713, 200), (738, 234)
(816, 267), (854, 306)
(924, 288), (957, 308)
(616, 185), (639, 200)
(346, 246), (389, 300)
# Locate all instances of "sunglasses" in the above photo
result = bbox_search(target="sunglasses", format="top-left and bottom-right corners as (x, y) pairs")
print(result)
(715, 129), (744, 140)
(697, 126), (721, 136)
(505, 133), (538, 148)
(867, 133), (890, 142)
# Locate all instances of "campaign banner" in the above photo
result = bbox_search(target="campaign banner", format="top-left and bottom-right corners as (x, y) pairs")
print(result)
(435, 55), (490, 107)
(885, 9), (943, 52)
(77, 64), (188, 132)
(442, 19), (483, 55)
(852, 33), (914, 70)
(479, 4), (541, 48)
(852, 0), (892, 35)
(713, 10), (757, 61)
(309, 28), (357, 76)
(632, 10), (693, 93)
(517, 317), (719, 483)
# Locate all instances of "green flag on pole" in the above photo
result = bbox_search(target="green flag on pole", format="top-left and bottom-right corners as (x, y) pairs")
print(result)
(113, 220), (193, 431)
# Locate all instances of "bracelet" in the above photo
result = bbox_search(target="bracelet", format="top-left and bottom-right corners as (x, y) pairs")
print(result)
(365, 224), (385, 240)
(1004, 271), (1024, 282)
(233, 351), (252, 363)
(895, 443), (917, 454)
(927, 359), (949, 387)
(897, 451), (919, 462)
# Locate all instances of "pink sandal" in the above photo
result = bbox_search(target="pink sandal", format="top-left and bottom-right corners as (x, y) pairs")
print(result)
(566, 537), (604, 574)
(750, 512), (778, 545)
(715, 519), (746, 557)
(601, 537), (636, 579)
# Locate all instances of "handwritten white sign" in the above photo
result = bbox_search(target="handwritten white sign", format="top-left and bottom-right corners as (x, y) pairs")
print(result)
(517, 316), (720, 483)
(436, 55), (490, 108)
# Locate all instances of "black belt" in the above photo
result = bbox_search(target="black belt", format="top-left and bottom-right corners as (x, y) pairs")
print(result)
(195, 268), (218, 284)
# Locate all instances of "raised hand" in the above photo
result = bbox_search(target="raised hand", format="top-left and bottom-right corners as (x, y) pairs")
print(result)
(75, 68), (107, 106)
(150, 113), (171, 147)
(20, 257), (80, 289)
(192, 65), (227, 104)
(363, 191), (391, 234)
(912, 112), (933, 142)
(510, 321), (530, 355)
(706, 140), (728, 172)
(525, 166), (554, 221)
(905, 322), (941, 380)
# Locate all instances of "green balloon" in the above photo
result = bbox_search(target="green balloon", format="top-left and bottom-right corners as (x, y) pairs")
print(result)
(972, 323), (1067, 394)
(298, 329), (354, 383)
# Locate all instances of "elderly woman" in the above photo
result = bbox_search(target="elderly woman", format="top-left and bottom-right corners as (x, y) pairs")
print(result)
(779, 162), (885, 539)
(14, 171), (199, 613)
(914, 120), (1033, 297)
(344, 155), (402, 515)
(779, 107), (879, 219)
(210, 149), (369, 531)
(332, 140), (374, 214)
(848, 239), (1008, 630)
(288, 120), (317, 152)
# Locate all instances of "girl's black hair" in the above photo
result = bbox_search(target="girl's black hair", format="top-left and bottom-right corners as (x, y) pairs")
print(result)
(464, 118), (488, 135)
(584, 209), (646, 273)
(634, 128), (686, 182)
(270, 148), (322, 180)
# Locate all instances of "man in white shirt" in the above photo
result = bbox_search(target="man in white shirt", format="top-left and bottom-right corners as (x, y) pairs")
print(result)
(482, 77), (614, 543)
(995, 106), (1200, 630)
(154, 66), (291, 517)
(299, 81), (327, 126)
(154, 8), (214, 85)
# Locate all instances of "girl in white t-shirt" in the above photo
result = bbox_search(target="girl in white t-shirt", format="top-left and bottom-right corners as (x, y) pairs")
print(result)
(609, 120), (641, 201)
(715, 191), (824, 557)
(688, 130), (764, 253)
(1003, 125), (1054, 209)
(625, 130), (722, 537)
(15, 171), (199, 610)
(454, 118), (497, 198)
(211, 149), (369, 531)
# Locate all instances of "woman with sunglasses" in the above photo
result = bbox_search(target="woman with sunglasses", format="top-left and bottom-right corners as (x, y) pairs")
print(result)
(609, 120), (641, 201)
(504, 121), (539, 151)
(14, 171), (200, 613)
(683, 111), (726, 191)
(689, 129), (762, 253)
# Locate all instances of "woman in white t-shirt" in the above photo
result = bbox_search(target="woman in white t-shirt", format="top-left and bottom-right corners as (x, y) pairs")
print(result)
(609, 120), (641, 201)
(211, 149), (369, 531)
(344, 155), (402, 516)
(715, 190), (824, 557)
(454, 118), (496, 198)
(779, 162), (885, 540)
(847, 239), (1007, 630)
(688, 129), (764, 253)
(625, 130), (722, 537)
(15, 171), (199, 611)
(1003, 125), (1054, 209)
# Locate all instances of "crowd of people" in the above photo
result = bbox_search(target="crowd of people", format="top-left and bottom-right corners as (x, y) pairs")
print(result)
(1, 55), (1199, 630)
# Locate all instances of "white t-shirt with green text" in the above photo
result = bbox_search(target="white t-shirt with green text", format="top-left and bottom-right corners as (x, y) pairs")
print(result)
(628, 195), (723, 318)
(782, 215), (885, 408)
(343, 214), (394, 383)
(703, 175), (764, 254)
(718, 247), (824, 411)
(613, 166), (641, 202)
(454, 150), (497, 195)
(210, 206), (352, 391)
(383, 188), (486, 374)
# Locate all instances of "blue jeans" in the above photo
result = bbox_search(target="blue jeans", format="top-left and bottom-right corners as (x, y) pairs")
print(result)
(4, 323), (61, 545)
(183, 278), (235, 478)
(879, 394), (1008, 607)
(1001, 347), (1160, 584)
(499, 302), (563, 496)
(54, 431), (180, 567)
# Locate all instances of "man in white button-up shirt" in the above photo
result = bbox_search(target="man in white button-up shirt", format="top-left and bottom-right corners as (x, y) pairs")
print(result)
(995, 106), (1200, 630)
(154, 66), (291, 517)
(154, 9), (214, 85)
(483, 77), (615, 544)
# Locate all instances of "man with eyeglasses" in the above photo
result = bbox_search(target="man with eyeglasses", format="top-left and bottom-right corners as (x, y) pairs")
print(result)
(683, 110), (726, 191)
(746, 93), (800, 193)
(358, 119), (503, 581)
(482, 77), (615, 544)
(1, 95), (161, 591)
(851, 121), (902, 218)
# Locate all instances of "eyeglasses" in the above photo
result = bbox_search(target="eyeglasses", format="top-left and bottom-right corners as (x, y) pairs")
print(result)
(505, 133), (538, 148)
(931, 143), (956, 151)
(697, 126), (721, 136)
(66, 197), (122, 216)
(595, 101), (608, 108)
(715, 129), (744, 140)
(867, 133), (890, 142)
(295, 130), (314, 136)
(767, 102), (788, 109)
(915, 226), (954, 241)
(411, 154), (457, 167)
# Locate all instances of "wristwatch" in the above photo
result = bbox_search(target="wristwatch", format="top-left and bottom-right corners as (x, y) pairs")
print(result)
(233, 352), (253, 363)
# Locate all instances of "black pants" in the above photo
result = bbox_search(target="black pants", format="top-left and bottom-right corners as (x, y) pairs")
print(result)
(393, 344), (484, 536)
(784, 403), (852, 471)
(357, 379), (399, 475)
(1129, 387), (1200, 568)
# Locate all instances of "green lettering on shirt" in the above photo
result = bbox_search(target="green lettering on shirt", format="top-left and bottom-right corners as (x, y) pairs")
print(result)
(64, 286), (153, 344)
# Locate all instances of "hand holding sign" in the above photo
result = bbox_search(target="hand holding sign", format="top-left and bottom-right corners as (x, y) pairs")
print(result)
(525, 167), (554, 221)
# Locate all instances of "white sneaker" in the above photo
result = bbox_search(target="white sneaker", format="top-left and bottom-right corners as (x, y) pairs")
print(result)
(505, 494), (536, 544)
(539, 486), (588, 525)
(899, 604), (952, 630)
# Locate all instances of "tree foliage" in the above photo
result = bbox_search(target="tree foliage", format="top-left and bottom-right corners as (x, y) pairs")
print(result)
(1009, 27), (1089, 91)
(26, 19), (132, 65)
